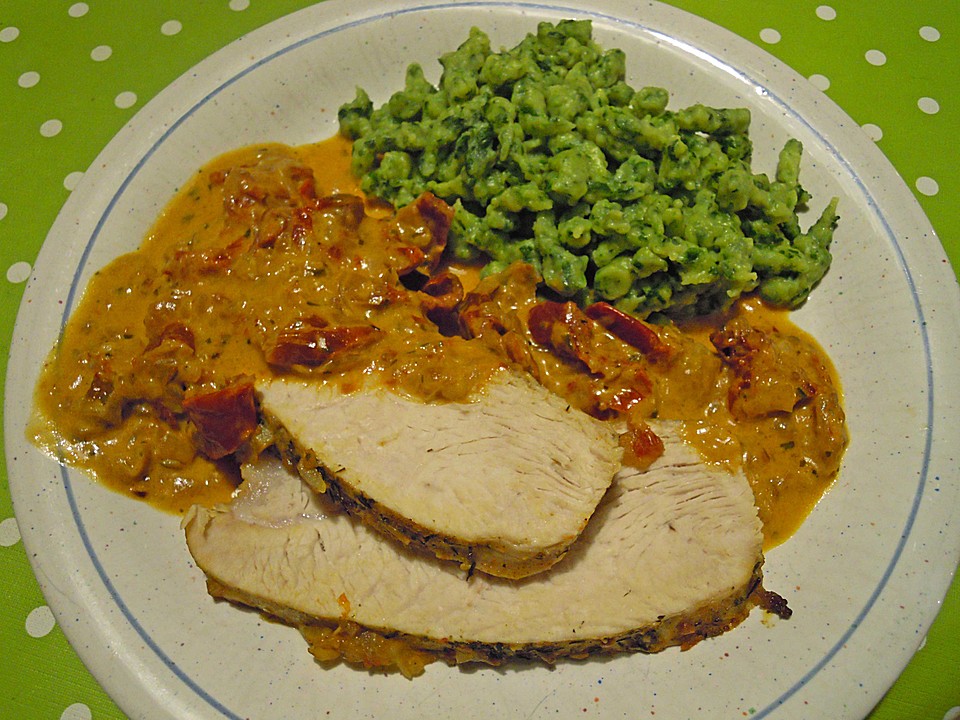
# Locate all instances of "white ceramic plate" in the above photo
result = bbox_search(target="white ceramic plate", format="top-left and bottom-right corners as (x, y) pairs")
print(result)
(7, 1), (960, 718)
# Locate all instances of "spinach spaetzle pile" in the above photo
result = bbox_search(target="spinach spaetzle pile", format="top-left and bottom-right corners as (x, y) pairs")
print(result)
(338, 19), (839, 318)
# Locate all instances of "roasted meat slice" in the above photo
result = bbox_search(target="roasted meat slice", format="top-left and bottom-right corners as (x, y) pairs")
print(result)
(183, 422), (768, 674)
(256, 369), (622, 579)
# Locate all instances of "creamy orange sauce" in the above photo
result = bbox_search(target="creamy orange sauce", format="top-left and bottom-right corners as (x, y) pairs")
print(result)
(676, 300), (847, 547)
(31, 135), (846, 546)
(454, 263), (846, 549)
(30, 137), (503, 512)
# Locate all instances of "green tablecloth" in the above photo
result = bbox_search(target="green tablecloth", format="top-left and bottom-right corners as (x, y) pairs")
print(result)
(1, 1), (957, 717)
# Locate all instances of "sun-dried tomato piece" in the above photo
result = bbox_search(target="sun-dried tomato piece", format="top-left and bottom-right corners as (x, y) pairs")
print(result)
(527, 301), (585, 364)
(265, 319), (381, 367)
(412, 192), (454, 255)
(585, 302), (671, 361)
(183, 381), (257, 460)
(419, 271), (464, 335)
(528, 301), (626, 377)
(391, 193), (454, 274)
(528, 300), (654, 416)
(392, 245), (428, 275)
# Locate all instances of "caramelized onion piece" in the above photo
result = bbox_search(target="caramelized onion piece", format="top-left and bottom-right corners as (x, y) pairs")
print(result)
(712, 318), (818, 418)
(144, 322), (196, 353)
(315, 194), (365, 226)
(172, 238), (245, 275)
(618, 418), (665, 470)
(299, 620), (435, 679)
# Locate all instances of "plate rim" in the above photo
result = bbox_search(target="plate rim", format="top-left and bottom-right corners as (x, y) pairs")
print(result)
(6, 1), (960, 718)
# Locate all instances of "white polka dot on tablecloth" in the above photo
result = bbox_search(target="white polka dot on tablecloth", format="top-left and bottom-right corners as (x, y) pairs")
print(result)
(0, 517), (21, 546)
(944, 707), (960, 720)
(918, 96), (940, 114)
(7, 261), (32, 283)
(90, 44), (112, 62)
(0, 26), (19, 42)
(0, 202), (8, 221)
(115, 91), (138, 109)
(862, 123), (883, 141)
(229, 0), (250, 11)
(64, 171), (84, 191)
(40, 119), (63, 137)
(18, 71), (40, 89)
(25, 605), (56, 638)
(920, 25), (941, 42)
(161, 19), (183, 36)
(68, 3), (89, 18)
(865, 49), (887, 66)
(759, 28), (781, 44)
(815, 5), (837, 21)
(916, 176), (939, 196)
(61, 704), (93, 720)
(809, 74), (830, 91)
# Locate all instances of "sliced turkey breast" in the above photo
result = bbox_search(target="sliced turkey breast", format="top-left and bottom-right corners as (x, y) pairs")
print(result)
(183, 422), (768, 671)
(255, 369), (622, 579)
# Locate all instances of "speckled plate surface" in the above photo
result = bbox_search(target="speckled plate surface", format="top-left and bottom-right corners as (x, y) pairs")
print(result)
(6, 1), (960, 718)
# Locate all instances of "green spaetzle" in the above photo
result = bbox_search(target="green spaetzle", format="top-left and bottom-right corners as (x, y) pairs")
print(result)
(338, 19), (838, 318)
